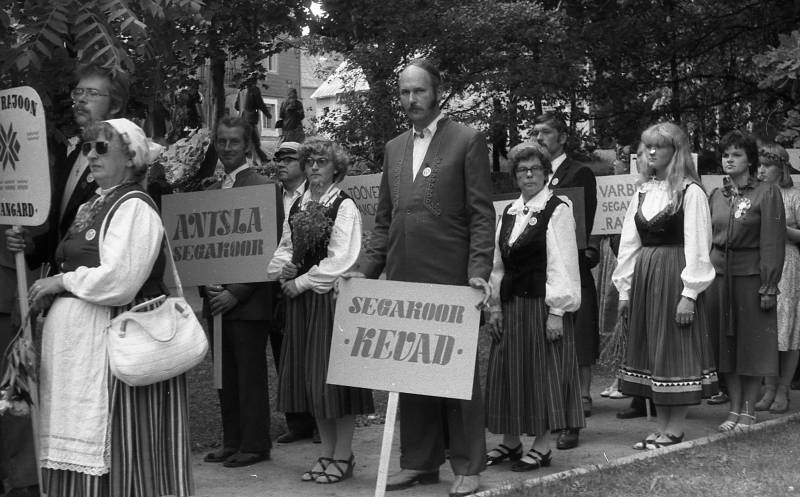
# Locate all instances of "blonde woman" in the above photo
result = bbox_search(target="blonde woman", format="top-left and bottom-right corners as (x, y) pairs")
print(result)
(613, 122), (718, 449)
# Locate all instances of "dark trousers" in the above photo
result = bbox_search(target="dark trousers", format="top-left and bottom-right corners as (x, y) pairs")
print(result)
(398, 364), (486, 476)
(211, 319), (271, 453)
(0, 313), (38, 489)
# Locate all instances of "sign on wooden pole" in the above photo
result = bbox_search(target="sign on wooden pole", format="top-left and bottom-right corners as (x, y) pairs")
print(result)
(161, 185), (280, 390)
(330, 278), (482, 496)
(1, 86), (51, 497)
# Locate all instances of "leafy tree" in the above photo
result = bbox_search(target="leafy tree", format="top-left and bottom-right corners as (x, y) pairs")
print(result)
(754, 29), (800, 145)
(0, 0), (309, 139)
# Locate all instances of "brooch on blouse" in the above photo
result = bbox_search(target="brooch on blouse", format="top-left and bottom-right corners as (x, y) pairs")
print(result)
(734, 197), (751, 219)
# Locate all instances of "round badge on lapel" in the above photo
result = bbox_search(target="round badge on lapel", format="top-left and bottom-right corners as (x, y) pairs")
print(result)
(85, 228), (97, 241)
(87, 173), (94, 183)
(528, 217), (537, 226)
(551, 177), (559, 186)
(422, 166), (432, 177)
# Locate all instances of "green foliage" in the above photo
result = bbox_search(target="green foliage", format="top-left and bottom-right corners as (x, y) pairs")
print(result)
(754, 29), (800, 146)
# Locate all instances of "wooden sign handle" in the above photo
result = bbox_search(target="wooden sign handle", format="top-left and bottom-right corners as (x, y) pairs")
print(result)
(374, 391), (399, 497)
(13, 227), (46, 496)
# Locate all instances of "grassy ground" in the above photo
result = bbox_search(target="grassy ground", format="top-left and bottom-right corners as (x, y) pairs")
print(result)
(502, 420), (800, 497)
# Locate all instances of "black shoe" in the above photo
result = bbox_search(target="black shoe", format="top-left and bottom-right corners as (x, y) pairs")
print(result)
(277, 430), (313, 443)
(556, 429), (579, 450)
(222, 451), (270, 468)
(385, 469), (440, 491)
(6, 486), (40, 497)
(616, 407), (648, 419)
(511, 449), (552, 471)
(204, 447), (237, 463)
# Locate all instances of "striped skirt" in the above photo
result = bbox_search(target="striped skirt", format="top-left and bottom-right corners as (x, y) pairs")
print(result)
(43, 375), (194, 497)
(43, 297), (194, 497)
(485, 296), (584, 436)
(619, 245), (718, 405)
(278, 290), (374, 419)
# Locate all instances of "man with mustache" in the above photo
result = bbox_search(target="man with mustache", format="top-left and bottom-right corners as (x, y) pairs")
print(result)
(353, 59), (495, 497)
(3, 63), (129, 497)
(6, 64), (129, 268)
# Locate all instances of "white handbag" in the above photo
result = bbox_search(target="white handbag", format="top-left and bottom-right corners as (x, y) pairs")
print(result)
(103, 192), (208, 386)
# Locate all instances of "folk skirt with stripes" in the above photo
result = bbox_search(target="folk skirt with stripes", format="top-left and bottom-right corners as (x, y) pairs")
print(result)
(43, 299), (195, 497)
(278, 290), (374, 419)
(618, 245), (719, 405)
(485, 296), (585, 436)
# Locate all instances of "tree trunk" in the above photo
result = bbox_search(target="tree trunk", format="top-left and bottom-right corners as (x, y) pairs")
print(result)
(209, 55), (226, 132)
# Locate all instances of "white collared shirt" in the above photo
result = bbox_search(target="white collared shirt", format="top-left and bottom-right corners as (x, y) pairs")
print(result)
(61, 154), (89, 221)
(412, 112), (445, 180)
(222, 163), (250, 189)
(547, 153), (567, 186)
(267, 182), (362, 294)
(488, 187), (581, 316)
(282, 180), (307, 215)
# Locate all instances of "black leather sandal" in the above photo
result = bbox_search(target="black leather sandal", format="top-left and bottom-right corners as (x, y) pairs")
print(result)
(511, 448), (551, 472)
(301, 457), (331, 482)
(316, 454), (354, 484)
(486, 443), (523, 466)
(632, 432), (661, 450)
(645, 432), (684, 449)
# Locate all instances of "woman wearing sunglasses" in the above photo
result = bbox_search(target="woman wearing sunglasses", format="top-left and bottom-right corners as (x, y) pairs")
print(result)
(27, 119), (194, 496)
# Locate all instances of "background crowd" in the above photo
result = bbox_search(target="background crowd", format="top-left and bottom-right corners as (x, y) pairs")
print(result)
(2, 51), (800, 497)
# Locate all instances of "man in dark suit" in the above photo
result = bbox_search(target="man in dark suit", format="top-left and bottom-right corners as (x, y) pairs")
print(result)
(202, 117), (273, 468)
(533, 113), (599, 450)
(6, 64), (129, 269)
(3, 63), (129, 497)
(354, 59), (495, 497)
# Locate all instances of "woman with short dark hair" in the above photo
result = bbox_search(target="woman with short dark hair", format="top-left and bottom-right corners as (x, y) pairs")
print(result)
(707, 130), (785, 431)
(484, 141), (583, 471)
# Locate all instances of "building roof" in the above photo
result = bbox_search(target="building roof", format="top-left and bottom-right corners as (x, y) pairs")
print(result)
(309, 61), (369, 100)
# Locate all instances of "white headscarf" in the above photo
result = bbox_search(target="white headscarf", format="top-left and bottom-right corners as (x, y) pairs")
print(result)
(105, 118), (163, 167)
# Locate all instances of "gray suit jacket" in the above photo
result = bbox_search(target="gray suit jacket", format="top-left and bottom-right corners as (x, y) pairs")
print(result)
(360, 118), (495, 285)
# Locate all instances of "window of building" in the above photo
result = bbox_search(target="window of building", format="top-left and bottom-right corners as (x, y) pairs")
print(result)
(265, 54), (279, 74)
(260, 97), (279, 137)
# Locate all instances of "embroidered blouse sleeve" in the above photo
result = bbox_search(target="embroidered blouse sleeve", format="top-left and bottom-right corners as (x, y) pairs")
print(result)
(611, 188), (643, 301)
(61, 198), (163, 306)
(545, 203), (581, 315)
(759, 184), (786, 295)
(267, 216), (293, 281)
(293, 198), (362, 294)
(681, 183), (715, 299)
(488, 215), (505, 311)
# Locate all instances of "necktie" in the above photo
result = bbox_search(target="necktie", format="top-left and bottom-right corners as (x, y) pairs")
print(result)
(222, 174), (235, 189)
(414, 130), (425, 139)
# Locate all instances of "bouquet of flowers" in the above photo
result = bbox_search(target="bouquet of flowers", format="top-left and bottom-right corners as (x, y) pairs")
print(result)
(0, 324), (37, 417)
(156, 128), (212, 192)
(290, 201), (333, 264)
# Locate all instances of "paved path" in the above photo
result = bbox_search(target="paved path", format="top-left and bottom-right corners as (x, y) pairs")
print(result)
(193, 385), (798, 497)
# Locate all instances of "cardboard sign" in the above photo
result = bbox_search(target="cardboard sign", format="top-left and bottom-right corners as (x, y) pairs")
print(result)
(0, 87), (50, 226)
(161, 184), (279, 286)
(593, 174), (639, 235)
(328, 278), (482, 400)
(338, 173), (382, 232)
(492, 188), (587, 249)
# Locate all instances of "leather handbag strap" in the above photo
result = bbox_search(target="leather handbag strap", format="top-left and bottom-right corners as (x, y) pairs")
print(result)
(99, 191), (185, 299)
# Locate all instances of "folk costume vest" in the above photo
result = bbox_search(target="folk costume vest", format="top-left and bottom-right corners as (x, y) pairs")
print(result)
(498, 195), (564, 301)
